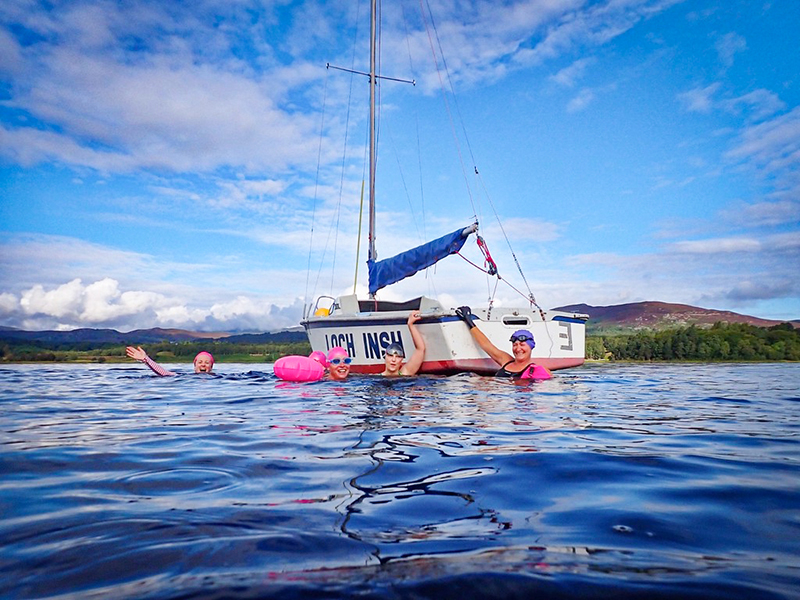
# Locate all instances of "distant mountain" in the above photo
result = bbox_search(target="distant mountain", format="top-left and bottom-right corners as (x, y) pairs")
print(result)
(555, 301), (798, 334)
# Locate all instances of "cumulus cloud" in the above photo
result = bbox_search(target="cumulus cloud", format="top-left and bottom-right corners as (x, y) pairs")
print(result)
(0, 1), (332, 176)
(0, 1), (797, 328)
(0, 0), (695, 183)
(1, 58), (323, 174)
(2, 277), (305, 332)
(0, 292), (17, 313)
(20, 279), (85, 318)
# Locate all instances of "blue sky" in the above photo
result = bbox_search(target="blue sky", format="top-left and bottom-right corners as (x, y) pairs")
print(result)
(1, 0), (798, 332)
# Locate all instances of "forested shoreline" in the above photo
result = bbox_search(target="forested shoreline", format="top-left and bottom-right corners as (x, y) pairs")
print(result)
(0, 339), (313, 364)
(587, 322), (799, 361)
(1, 322), (798, 363)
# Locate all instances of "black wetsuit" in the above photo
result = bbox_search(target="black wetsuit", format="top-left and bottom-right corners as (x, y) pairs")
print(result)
(495, 360), (534, 378)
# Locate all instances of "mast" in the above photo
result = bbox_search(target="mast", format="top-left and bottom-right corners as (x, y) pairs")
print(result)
(368, 0), (377, 298)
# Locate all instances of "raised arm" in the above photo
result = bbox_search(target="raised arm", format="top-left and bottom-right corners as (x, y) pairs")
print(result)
(455, 306), (512, 367)
(126, 346), (176, 377)
(400, 311), (426, 376)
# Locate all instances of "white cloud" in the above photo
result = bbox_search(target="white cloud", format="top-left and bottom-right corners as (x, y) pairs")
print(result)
(0, 1), (332, 176)
(715, 32), (746, 67)
(2, 277), (306, 332)
(723, 89), (785, 122)
(1, 0), (692, 179)
(669, 237), (762, 254)
(0, 292), (19, 313)
(0, 234), (313, 331)
(567, 88), (595, 112)
(726, 279), (794, 302)
(2, 56), (323, 173)
(1, 0), (797, 329)
(726, 106), (800, 180)
(154, 304), (207, 326)
(722, 199), (800, 228)
(20, 279), (85, 318)
(550, 57), (596, 88)
(678, 82), (721, 113)
(0, 26), (23, 76)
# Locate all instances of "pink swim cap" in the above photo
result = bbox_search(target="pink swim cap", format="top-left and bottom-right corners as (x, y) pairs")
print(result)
(194, 351), (214, 365)
(327, 346), (349, 362)
(309, 350), (328, 368)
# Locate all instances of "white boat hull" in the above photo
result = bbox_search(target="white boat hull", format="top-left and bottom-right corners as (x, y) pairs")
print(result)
(302, 295), (587, 375)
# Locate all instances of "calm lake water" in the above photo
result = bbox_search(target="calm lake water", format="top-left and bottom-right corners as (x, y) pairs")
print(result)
(1, 362), (798, 599)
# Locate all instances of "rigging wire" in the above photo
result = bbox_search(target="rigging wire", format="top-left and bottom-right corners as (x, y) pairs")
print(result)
(418, 0), (477, 220)
(474, 167), (542, 309)
(353, 178), (365, 294)
(304, 70), (330, 317)
(312, 0), (542, 311)
(330, 0), (369, 293)
(400, 0), (427, 246)
(418, 0), (542, 310)
(307, 0), (364, 305)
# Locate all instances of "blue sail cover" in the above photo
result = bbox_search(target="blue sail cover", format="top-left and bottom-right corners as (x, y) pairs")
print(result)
(368, 226), (474, 295)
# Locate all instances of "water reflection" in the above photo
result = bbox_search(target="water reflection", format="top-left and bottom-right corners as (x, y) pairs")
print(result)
(326, 376), (562, 562)
(1, 363), (799, 600)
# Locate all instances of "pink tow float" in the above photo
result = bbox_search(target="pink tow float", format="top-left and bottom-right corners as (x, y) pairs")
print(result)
(522, 365), (552, 380)
(273, 355), (325, 382)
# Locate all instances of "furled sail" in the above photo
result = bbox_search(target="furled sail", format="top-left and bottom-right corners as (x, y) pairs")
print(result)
(367, 224), (477, 295)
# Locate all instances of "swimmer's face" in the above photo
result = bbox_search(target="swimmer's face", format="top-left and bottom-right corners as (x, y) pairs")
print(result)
(194, 356), (214, 373)
(327, 354), (351, 380)
(511, 340), (532, 361)
(384, 352), (404, 374)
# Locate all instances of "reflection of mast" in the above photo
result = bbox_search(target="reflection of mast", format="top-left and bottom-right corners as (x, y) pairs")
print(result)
(336, 422), (508, 561)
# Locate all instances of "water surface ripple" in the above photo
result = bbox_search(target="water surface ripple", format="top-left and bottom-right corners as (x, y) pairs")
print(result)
(1, 362), (798, 599)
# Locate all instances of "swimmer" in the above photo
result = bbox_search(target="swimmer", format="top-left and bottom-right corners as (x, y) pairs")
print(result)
(381, 311), (426, 377)
(126, 346), (215, 376)
(326, 346), (352, 381)
(455, 306), (548, 379)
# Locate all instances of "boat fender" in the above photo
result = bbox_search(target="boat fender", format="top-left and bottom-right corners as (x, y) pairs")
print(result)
(522, 365), (552, 380)
(274, 355), (325, 382)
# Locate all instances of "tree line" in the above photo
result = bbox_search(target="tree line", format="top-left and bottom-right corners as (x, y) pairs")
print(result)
(0, 339), (312, 363)
(587, 322), (800, 361)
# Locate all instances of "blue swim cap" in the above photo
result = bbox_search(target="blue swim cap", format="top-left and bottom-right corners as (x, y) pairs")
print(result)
(510, 329), (535, 349)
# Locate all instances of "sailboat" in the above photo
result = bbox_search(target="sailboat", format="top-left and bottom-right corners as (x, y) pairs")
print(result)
(302, 0), (588, 375)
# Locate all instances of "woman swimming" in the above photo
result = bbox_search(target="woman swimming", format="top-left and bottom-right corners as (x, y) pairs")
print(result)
(455, 306), (549, 379)
(126, 346), (215, 376)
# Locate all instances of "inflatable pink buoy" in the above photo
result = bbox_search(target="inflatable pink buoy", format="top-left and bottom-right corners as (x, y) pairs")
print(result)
(274, 355), (325, 382)
(521, 364), (552, 380)
(308, 351), (328, 368)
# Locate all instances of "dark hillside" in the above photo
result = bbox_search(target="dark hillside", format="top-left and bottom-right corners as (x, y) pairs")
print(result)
(555, 301), (796, 334)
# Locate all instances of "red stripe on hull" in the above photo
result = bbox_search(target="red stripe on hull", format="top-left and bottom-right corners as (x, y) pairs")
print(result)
(349, 357), (585, 376)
